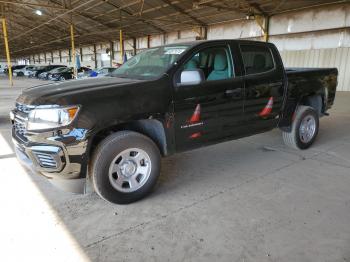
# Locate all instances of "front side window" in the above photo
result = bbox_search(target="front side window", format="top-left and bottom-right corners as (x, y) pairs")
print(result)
(182, 46), (234, 82)
(112, 45), (191, 80)
(241, 45), (274, 75)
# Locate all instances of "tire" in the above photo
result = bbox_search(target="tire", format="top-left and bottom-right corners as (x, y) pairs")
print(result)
(59, 76), (65, 81)
(90, 131), (161, 204)
(282, 105), (319, 150)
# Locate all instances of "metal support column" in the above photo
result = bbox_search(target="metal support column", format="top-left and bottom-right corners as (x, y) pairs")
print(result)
(256, 15), (269, 42)
(93, 44), (97, 69)
(110, 41), (114, 66)
(1, 18), (12, 86)
(70, 24), (77, 78)
(119, 29), (124, 63)
(132, 37), (136, 56)
(147, 35), (151, 48)
(80, 47), (83, 62)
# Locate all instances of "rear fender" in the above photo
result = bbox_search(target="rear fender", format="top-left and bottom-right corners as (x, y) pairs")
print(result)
(279, 94), (323, 132)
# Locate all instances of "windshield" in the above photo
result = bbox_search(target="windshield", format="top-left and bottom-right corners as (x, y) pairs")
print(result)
(34, 66), (45, 70)
(111, 45), (190, 80)
(62, 67), (73, 73)
(50, 67), (66, 73)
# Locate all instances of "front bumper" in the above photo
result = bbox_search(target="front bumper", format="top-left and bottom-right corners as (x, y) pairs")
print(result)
(11, 124), (89, 194)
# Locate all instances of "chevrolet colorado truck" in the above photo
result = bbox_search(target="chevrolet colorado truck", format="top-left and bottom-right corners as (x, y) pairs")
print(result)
(11, 40), (338, 204)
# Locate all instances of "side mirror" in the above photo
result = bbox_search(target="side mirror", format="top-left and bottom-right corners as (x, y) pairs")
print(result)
(179, 69), (205, 86)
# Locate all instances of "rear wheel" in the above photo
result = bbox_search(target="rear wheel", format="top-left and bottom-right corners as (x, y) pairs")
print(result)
(90, 131), (161, 204)
(282, 106), (319, 150)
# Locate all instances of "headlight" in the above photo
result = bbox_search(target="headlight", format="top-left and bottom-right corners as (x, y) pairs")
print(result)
(27, 105), (80, 131)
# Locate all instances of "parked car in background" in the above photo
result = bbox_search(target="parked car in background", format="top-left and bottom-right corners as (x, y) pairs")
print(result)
(24, 65), (37, 77)
(4, 65), (26, 75)
(50, 66), (91, 81)
(45, 67), (70, 80)
(28, 66), (47, 78)
(29, 65), (66, 78)
(77, 66), (92, 79)
(13, 65), (35, 77)
(38, 67), (67, 80)
(89, 67), (116, 77)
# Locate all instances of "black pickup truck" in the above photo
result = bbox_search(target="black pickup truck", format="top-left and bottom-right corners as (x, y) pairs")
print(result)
(11, 40), (337, 204)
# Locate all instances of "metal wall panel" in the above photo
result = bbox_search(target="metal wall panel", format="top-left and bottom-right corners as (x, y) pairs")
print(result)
(280, 48), (350, 91)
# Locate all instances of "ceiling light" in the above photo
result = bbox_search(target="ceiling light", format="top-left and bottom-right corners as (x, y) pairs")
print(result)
(246, 13), (255, 20)
(35, 10), (43, 16)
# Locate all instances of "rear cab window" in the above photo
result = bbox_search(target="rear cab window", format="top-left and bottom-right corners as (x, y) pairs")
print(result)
(240, 44), (275, 75)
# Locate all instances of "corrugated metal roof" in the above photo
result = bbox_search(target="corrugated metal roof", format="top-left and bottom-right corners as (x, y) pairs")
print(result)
(0, 0), (345, 57)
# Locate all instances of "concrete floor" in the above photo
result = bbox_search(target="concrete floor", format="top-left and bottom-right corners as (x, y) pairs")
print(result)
(1, 76), (350, 262)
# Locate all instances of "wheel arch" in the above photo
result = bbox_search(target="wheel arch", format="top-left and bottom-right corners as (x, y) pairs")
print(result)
(279, 92), (324, 132)
(88, 119), (168, 160)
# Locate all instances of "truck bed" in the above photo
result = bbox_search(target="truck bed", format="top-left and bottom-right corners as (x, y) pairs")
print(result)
(285, 67), (338, 76)
(285, 67), (338, 110)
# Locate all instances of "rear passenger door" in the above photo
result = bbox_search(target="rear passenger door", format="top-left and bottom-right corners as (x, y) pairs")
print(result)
(240, 43), (285, 133)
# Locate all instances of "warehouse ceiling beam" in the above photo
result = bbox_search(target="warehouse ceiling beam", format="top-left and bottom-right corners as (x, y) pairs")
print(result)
(0, 0), (68, 11)
(0, 0), (96, 44)
(161, 0), (207, 26)
(11, 26), (143, 55)
(100, 0), (166, 34)
(198, 2), (244, 14)
(72, 11), (200, 27)
(12, 6), (71, 35)
(2, 0), (349, 58)
(8, 7), (247, 56)
(97, 1), (219, 34)
(270, 0), (350, 15)
(8, 11), (65, 41)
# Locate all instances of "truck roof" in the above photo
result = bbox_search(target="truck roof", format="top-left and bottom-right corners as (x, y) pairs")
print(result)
(163, 39), (272, 48)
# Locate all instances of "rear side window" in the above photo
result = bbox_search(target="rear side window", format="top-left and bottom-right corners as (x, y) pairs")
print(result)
(240, 45), (274, 75)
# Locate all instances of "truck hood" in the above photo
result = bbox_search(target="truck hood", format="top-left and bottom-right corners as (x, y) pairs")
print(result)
(16, 77), (142, 105)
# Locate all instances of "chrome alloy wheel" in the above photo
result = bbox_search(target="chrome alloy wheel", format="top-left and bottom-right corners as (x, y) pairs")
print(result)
(108, 148), (152, 193)
(299, 114), (316, 143)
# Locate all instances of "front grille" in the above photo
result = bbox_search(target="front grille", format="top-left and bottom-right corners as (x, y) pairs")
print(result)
(16, 103), (34, 114)
(13, 103), (33, 142)
(14, 114), (28, 142)
(32, 151), (58, 168)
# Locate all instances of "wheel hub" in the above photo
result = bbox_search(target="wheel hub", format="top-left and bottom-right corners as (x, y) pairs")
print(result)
(108, 148), (152, 193)
(120, 160), (137, 177)
(299, 114), (316, 143)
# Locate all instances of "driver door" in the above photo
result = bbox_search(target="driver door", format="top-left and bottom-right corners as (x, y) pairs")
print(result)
(173, 44), (245, 152)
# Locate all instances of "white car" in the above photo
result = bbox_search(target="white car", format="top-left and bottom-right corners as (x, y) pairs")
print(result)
(13, 65), (35, 77)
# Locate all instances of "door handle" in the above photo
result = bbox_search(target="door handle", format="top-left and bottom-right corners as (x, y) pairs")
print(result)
(225, 89), (242, 98)
(184, 97), (216, 104)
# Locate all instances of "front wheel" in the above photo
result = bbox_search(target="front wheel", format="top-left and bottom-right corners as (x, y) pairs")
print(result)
(282, 106), (319, 150)
(59, 76), (65, 81)
(90, 131), (161, 204)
